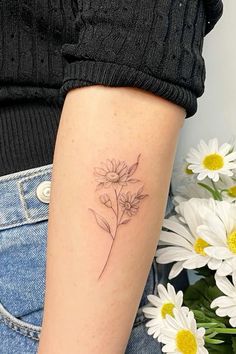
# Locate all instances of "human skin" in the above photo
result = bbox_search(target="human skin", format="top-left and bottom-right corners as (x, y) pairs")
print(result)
(37, 85), (185, 354)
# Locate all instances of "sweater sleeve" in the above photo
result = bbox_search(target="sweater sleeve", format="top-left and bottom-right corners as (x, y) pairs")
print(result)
(59, 0), (223, 118)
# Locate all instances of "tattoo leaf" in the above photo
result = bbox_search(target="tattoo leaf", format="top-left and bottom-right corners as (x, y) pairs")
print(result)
(138, 194), (149, 200)
(137, 186), (144, 196)
(120, 219), (131, 225)
(127, 153), (141, 177)
(89, 208), (111, 233)
(127, 178), (140, 183)
(136, 185), (148, 200)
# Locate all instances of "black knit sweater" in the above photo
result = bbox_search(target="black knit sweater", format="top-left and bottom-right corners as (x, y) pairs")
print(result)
(0, 0), (223, 177)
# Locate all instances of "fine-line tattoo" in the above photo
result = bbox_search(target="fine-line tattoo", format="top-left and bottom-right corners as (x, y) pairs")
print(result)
(88, 153), (149, 279)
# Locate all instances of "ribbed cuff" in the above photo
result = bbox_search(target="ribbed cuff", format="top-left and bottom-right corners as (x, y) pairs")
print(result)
(60, 60), (198, 118)
(0, 99), (63, 176)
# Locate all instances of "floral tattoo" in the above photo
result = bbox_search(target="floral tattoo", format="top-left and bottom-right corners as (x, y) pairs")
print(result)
(88, 153), (149, 279)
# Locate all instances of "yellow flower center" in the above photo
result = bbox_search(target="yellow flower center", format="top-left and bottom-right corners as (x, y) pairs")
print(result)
(161, 303), (175, 318)
(227, 230), (236, 253)
(185, 165), (194, 175)
(194, 238), (210, 256)
(227, 185), (236, 198)
(202, 153), (224, 170)
(176, 329), (197, 354)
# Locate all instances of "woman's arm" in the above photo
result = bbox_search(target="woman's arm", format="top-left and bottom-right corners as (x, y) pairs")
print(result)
(37, 85), (185, 354)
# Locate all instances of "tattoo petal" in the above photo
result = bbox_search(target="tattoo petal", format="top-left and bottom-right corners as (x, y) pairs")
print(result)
(94, 167), (107, 176)
(137, 186), (144, 195)
(138, 194), (149, 200)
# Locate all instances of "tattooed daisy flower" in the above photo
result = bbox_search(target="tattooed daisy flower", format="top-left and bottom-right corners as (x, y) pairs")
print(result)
(94, 154), (141, 190)
(186, 138), (236, 182)
(197, 200), (236, 277)
(160, 308), (207, 354)
(210, 273), (236, 327)
(119, 192), (140, 217)
(156, 198), (217, 279)
(94, 159), (129, 188)
(142, 283), (186, 340)
(119, 187), (148, 217)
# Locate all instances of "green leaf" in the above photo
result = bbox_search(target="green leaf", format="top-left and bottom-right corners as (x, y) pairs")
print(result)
(205, 337), (224, 344)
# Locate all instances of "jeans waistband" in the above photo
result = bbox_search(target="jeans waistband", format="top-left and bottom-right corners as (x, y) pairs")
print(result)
(0, 163), (53, 231)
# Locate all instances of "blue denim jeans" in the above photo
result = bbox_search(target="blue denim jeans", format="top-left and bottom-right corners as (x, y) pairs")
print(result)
(0, 163), (174, 354)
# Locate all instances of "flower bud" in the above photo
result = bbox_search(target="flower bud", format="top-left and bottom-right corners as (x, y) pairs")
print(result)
(99, 193), (112, 208)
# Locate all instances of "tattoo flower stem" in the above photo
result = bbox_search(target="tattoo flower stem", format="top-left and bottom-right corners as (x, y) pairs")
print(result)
(89, 154), (148, 279)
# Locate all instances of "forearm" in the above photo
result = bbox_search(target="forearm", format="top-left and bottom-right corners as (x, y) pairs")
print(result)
(37, 86), (185, 354)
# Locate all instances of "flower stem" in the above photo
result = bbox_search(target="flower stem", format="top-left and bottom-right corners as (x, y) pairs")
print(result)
(197, 322), (224, 328)
(98, 186), (124, 279)
(118, 209), (126, 224)
(211, 328), (236, 334)
(115, 188), (119, 223)
(111, 206), (117, 217)
(98, 235), (117, 279)
(211, 180), (223, 200)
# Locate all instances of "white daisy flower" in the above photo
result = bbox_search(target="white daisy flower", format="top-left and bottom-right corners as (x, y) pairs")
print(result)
(210, 273), (236, 327)
(160, 307), (207, 354)
(156, 198), (216, 279)
(171, 161), (197, 195)
(142, 283), (186, 340)
(197, 200), (236, 277)
(172, 158), (236, 206)
(186, 138), (236, 182)
(173, 182), (211, 206)
(217, 175), (236, 203)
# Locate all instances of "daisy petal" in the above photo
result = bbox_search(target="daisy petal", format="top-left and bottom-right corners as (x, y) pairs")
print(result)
(204, 246), (233, 260)
(183, 255), (209, 269)
(159, 231), (193, 250)
(215, 274), (235, 297)
(229, 317), (236, 327)
(156, 247), (193, 263)
(168, 261), (185, 279)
